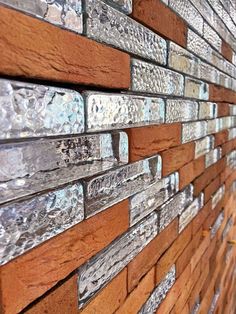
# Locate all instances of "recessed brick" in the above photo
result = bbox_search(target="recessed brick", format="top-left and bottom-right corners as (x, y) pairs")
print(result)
(215, 130), (229, 147)
(179, 156), (205, 190)
(217, 103), (230, 117)
(221, 40), (233, 62)
(209, 85), (236, 103)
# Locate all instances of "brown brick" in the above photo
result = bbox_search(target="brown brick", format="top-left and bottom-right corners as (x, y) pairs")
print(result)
(0, 6), (130, 89)
(222, 138), (236, 156)
(204, 175), (221, 203)
(214, 130), (229, 147)
(161, 142), (195, 176)
(209, 85), (236, 103)
(192, 201), (212, 234)
(221, 40), (233, 62)
(132, 0), (187, 47)
(0, 201), (129, 314)
(127, 124), (181, 162)
(128, 219), (178, 292)
(117, 268), (155, 314)
(179, 156), (205, 190)
(217, 103), (230, 117)
(190, 234), (210, 273)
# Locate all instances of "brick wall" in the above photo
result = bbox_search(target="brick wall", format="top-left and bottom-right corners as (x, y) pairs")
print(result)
(0, 0), (236, 313)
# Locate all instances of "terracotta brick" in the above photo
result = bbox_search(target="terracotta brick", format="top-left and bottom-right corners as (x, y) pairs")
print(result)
(161, 142), (195, 176)
(222, 138), (236, 156)
(214, 130), (229, 147)
(217, 103), (230, 117)
(127, 124), (181, 162)
(192, 200), (212, 234)
(221, 40), (233, 62)
(132, 0), (187, 47)
(0, 201), (129, 314)
(128, 219), (178, 292)
(209, 85), (236, 103)
(79, 269), (127, 314)
(190, 234), (210, 273)
(155, 223), (192, 284)
(179, 156), (205, 190)
(117, 268), (155, 314)
(204, 175), (221, 203)
(0, 6), (130, 89)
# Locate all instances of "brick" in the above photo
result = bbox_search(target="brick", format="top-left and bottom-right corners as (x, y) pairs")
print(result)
(128, 218), (178, 292)
(127, 124), (181, 162)
(204, 175), (221, 203)
(0, 200), (129, 314)
(132, 0), (187, 47)
(222, 138), (236, 156)
(209, 85), (236, 103)
(179, 156), (205, 189)
(217, 103), (230, 117)
(214, 130), (229, 147)
(192, 201), (212, 234)
(190, 234), (210, 273)
(221, 40), (233, 62)
(161, 142), (195, 176)
(0, 5), (130, 89)
(117, 268), (155, 314)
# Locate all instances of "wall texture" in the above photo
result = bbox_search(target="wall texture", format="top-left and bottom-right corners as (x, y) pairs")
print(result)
(0, 0), (236, 313)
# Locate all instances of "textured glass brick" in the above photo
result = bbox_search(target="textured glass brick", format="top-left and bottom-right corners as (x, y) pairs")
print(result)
(205, 148), (222, 168)
(0, 0), (83, 33)
(219, 117), (233, 131)
(207, 119), (220, 134)
(0, 183), (84, 265)
(184, 77), (209, 100)
(168, 42), (200, 77)
(102, 0), (132, 13)
(84, 92), (165, 132)
(139, 265), (176, 314)
(203, 22), (221, 51)
(130, 172), (179, 227)
(85, 0), (166, 64)
(187, 30), (212, 63)
(0, 79), (84, 140)
(84, 155), (162, 218)
(158, 185), (193, 232)
(199, 102), (218, 120)
(199, 61), (219, 84)
(78, 212), (158, 307)
(212, 185), (225, 209)
(222, 217), (233, 240)
(229, 105), (236, 115)
(179, 193), (204, 233)
(0, 132), (128, 204)
(182, 121), (207, 143)
(208, 288), (221, 314)
(211, 212), (224, 238)
(169, 0), (203, 34)
(195, 136), (215, 159)
(227, 150), (236, 169)
(165, 99), (198, 123)
(131, 59), (184, 96)
(228, 128), (236, 140)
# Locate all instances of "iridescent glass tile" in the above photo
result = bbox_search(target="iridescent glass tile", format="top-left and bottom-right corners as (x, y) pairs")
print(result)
(84, 155), (162, 218)
(212, 185), (225, 209)
(84, 92), (165, 132)
(131, 59), (184, 96)
(199, 102), (218, 120)
(0, 183), (84, 265)
(184, 77), (209, 100)
(0, 132), (128, 204)
(84, 0), (167, 64)
(158, 185), (193, 232)
(138, 265), (176, 314)
(0, 0), (83, 33)
(130, 172), (179, 226)
(182, 121), (207, 143)
(78, 212), (158, 307)
(179, 193), (204, 233)
(165, 100), (198, 123)
(195, 136), (215, 159)
(205, 148), (222, 168)
(211, 211), (224, 238)
(222, 217), (233, 240)
(0, 79), (84, 140)
(102, 0), (132, 13)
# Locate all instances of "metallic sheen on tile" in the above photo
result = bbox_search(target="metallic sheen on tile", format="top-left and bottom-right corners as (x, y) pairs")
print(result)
(166, 99), (198, 123)
(227, 150), (236, 169)
(199, 102), (218, 120)
(228, 128), (236, 140)
(102, 0), (132, 13)
(84, 92), (165, 132)
(78, 212), (158, 307)
(0, 183), (84, 265)
(131, 59), (184, 96)
(184, 77), (209, 100)
(84, 155), (162, 218)
(205, 148), (222, 168)
(85, 0), (166, 64)
(0, 79), (84, 140)
(203, 22), (221, 51)
(195, 136), (215, 159)
(182, 121), (207, 143)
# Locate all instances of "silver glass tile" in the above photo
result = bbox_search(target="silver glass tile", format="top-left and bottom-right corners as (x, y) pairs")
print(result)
(84, 0), (166, 64)
(102, 0), (132, 13)
(130, 172), (179, 227)
(199, 102), (218, 120)
(78, 212), (158, 308)
(138, 265), (176, 314)
(219, 117), (233, 130)
(205, 148), (222, 168)
(165, 99), (198, 123)
(0, 182), (84, 265)
(227, 150), (236, 169)
(228, 128), (236, 140)
(84, 155), (162, 218)
(229, 105), (236, 116)
(195, 136), (215, 159)
(190, 297), (200, 314)
(184, 77), (209, 100)
(225, 246), (233, 263)
(131, 59), (184, 96)
(168, 42), (200, 77)
(84, 92), (165, 132)
(187, 30), (212, 63)
(203, 22), (221, 51)
(169, 0), (203, 34)
(0, 79), (84, 140)
(182, 121), (207, 143)
(179, 193), (204, 233)
(208, 288), (220, 314)
(0, 0), (83, 33)
(207, 119), (220, 134)
(199, 61), (219, 85)
(0, 132), (128, 204)
(222, 217), (233, 240)
(211, 212), (224, 238)
(158, 185), (194, 232)
(212, 185), (225, 209)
